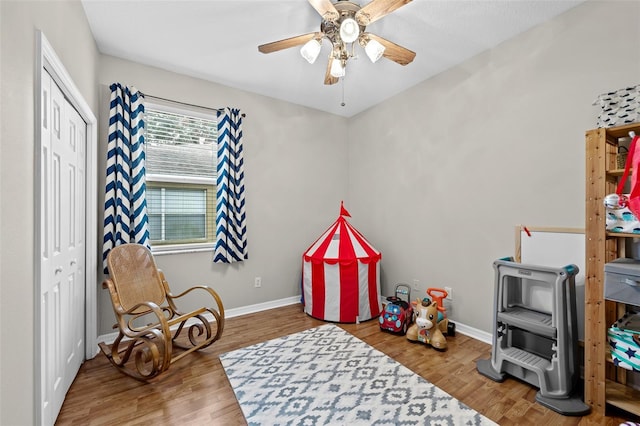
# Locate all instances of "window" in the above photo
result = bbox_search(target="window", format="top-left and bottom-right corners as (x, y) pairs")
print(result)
(145, 102), (217, 250)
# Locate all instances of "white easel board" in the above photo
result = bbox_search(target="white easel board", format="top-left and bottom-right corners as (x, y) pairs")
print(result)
(515, 226), (585, 341)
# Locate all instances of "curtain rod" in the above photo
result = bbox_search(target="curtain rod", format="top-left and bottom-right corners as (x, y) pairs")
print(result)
(142, 93), (246, 117)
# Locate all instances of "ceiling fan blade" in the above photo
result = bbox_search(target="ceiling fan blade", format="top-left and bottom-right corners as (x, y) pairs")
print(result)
(356, 0), (412, 26)
(324, 57), (339, 85)
(308, 0), (339, 21)
(366, 33), (416, 65)
(258, 33), (321, 54)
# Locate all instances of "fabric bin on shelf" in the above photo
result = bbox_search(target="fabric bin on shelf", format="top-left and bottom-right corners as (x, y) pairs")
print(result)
(604, 257), (640, 305)
(593, 84), (640, 128)
(606, 198), (640, 234)
(608, 313), (640, 372)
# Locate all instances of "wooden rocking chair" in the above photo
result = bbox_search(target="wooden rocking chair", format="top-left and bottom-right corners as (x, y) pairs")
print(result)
(98, 243), (224, 380)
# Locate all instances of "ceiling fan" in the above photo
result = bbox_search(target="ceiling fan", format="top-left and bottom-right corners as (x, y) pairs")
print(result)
(258, 0), (416, 85)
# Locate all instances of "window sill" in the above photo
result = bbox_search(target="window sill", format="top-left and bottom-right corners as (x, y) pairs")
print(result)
(151, 243), (214, 256)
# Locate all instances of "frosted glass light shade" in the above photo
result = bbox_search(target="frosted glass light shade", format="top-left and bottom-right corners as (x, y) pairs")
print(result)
(339, 18), (359, 43)
(300, 39), (322, 64)
(365, 39), (385, 63)
(330, 59), (345, 78)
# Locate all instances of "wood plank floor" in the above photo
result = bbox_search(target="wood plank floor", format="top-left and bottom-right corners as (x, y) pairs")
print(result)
(56, 304), (636, 425)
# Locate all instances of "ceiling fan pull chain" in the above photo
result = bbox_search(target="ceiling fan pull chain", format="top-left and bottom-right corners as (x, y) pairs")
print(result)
(341, 77), (346, 107)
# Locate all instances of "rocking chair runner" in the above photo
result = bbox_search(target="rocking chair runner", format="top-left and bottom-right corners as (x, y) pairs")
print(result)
(98, 243), (225, 380)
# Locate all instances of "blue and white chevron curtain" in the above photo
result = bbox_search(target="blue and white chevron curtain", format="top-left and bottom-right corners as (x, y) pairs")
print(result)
(102, 83), (150, 272)
(214, 108), (247, 263)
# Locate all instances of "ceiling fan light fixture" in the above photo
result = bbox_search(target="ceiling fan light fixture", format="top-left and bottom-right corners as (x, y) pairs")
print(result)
(364, 38), (385, 63)
(330, 59), (345, 78)
(339, 17), (359, 43)
(257, 0), (415, 86)
(300, 38), (322, 64)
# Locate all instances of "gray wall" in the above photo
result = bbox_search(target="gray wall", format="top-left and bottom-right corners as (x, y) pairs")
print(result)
(2, 0), (640, 424)
(0, 1), (100, 425)
(96, 57), (349, 334)
(346, 0), (640, 333)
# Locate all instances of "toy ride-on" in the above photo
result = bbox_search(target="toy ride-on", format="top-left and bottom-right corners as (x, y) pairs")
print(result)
(406, 299), (447, 350)
(379, 283), (413, 335)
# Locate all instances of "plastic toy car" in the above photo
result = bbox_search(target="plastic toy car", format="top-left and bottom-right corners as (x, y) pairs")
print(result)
(379, 284), (413, 335)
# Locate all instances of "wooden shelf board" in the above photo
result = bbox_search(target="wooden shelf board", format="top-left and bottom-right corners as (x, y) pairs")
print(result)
(607, 168), (631, 176)
(607, 232), (640, 239)
(606, 379), (640, 416)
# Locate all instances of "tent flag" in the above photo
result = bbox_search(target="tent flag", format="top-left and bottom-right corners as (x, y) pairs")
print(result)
(340, 200), (351, 217)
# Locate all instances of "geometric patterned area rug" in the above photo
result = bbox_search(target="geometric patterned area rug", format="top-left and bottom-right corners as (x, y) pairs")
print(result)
(220, 324), (497, 425)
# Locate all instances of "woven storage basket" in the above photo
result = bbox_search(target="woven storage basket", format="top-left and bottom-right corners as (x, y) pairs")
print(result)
(618, 146), (629, 169)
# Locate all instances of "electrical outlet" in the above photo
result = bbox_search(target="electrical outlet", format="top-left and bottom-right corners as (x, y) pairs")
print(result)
(445, 286), (452, 300)
(412, 279), (419, 291)
(254, 277), (262, 288)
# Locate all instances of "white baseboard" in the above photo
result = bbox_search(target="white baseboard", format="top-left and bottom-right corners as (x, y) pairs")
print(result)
(96, 295), (301, 346)
(225, 295), (301, 319)
(453, 322), (492, 344)
(96, 294), (493, 348)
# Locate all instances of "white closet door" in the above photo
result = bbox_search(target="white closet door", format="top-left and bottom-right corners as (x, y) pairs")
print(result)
(40, 70), (86, 426)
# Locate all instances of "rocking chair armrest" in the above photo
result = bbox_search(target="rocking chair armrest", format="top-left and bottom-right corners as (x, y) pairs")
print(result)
(116, 300), (172, 338)
(156, 270), (224, 318)
(166, 285), (225, 317)
(117, 300), (163, 316)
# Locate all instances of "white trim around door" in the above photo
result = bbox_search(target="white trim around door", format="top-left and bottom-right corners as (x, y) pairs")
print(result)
(34, 30), (98, 426)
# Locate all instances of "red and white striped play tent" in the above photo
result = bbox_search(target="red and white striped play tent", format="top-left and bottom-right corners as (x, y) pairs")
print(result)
(302, 203), (382, 323)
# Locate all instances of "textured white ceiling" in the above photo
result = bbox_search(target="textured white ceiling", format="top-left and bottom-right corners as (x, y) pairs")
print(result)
(81, 0), (584, 117)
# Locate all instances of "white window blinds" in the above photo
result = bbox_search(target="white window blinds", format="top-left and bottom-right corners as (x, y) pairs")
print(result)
(144, 103), (217, 245)
(145, 107), (217, 181)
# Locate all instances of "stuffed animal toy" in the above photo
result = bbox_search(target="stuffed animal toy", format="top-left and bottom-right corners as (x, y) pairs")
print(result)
(406, 299), (447, 350)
